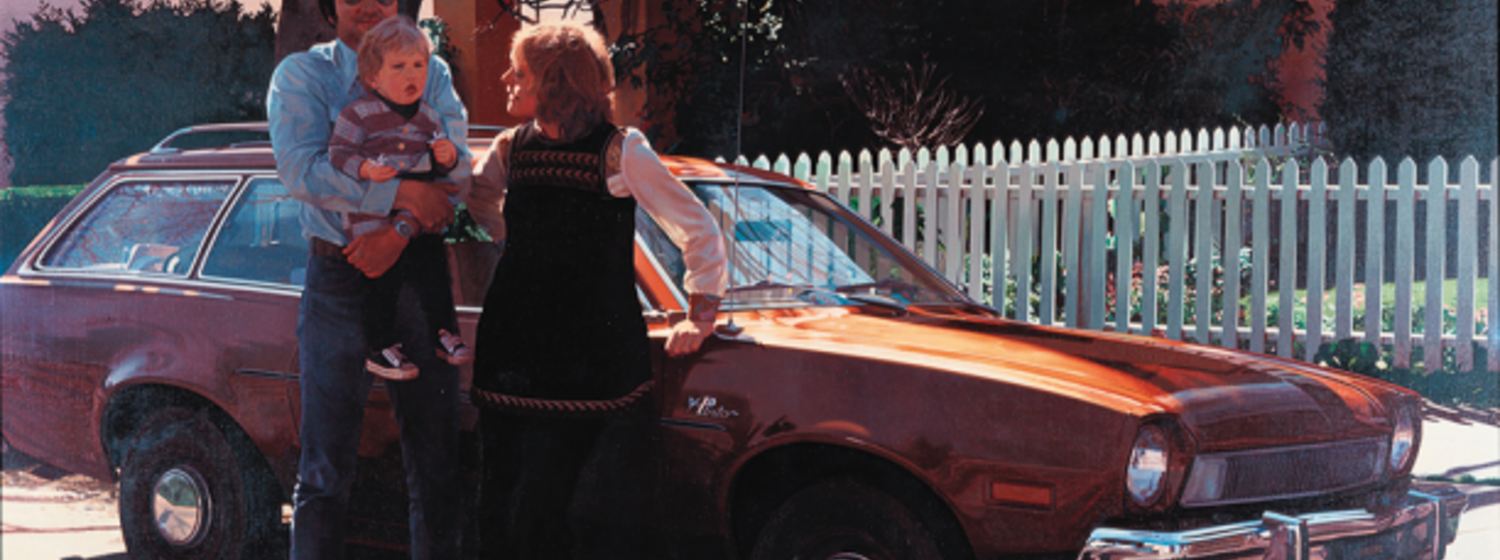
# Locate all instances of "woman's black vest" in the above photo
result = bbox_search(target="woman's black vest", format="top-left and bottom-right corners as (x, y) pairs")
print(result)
(471, 122), (653, 409)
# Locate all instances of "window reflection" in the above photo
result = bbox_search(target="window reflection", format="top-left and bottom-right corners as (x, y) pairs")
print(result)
(636, 183), (964, 308)
(203, 178), (309, 286)
(43, 181), (232, 275)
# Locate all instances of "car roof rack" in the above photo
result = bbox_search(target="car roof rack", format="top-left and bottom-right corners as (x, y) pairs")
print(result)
(150, 123), (271, 154)
(150, 122), (505, 155)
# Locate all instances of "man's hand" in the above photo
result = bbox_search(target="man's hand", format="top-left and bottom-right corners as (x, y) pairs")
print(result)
(343, 225), (408, 278)
(665, 319), (714, 357)
(431, 139), (457, 168)
(393, 180), (458, 232)
(360, 161), (398, 182)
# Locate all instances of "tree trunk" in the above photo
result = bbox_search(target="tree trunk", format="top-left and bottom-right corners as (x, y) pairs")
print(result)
(275, 0), (425, 61)
(274, 0), (335, 61)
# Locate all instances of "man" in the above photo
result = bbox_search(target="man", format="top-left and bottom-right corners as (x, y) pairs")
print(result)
(267, 0), (470, 557)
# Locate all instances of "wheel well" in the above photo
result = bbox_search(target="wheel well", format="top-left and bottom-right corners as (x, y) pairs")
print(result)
(729, 443), (976, 560)
(101, 384), (284, 505)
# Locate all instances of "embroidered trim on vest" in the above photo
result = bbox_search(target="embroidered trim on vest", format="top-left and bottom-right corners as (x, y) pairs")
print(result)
(471, 380), (654, 418)
(511, 151), (605, 192)
(508, 123), (625, 195)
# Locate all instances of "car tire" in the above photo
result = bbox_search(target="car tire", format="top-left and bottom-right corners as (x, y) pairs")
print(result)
(118, 407), (269, 560)
(749, 477), (946, 560)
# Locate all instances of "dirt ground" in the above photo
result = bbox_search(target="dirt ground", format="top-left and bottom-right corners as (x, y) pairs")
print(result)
(2, 440), (125, 559)
(4, 404), (1499, 560)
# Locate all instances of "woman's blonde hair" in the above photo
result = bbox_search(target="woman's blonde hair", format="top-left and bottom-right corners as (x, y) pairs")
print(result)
(357, 16), (432, 89)
(512, 22), (615, 141)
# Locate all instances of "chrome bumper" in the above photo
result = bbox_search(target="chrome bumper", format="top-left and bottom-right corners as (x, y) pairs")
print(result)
(1079, 487), (1468, 560)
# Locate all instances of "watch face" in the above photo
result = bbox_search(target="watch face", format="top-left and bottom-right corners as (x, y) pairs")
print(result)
(395, 220), (414, 238)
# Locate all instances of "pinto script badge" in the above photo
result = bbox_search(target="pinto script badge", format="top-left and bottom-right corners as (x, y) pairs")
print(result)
(687, 396), (740, 419)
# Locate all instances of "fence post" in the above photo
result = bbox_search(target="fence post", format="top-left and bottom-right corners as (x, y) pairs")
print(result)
(1394, 159), (1417, 369)
(1365, 159), (1388, 351)
(815, 152), (832, 193)
(1222, 160), (1244, 349)
(1040, 162), (1060, 326)
(922, 150), (938, 266)
(945, 162), (965, 284)
(1142, 162), (1162, 335)
(1116, 161), (1138, 334)
(1088, 161), (1109, 331)
(901, 157), (917, 251)
(1490, 157), (1499, 372)
(1278, 159), (1300, 359)
(1016, 163), (1036, 324)
(969, 164), (988, 301)
(1251, 158), (1272, 353)
(880, 158), (896, 239)
(1064, 161), (1084, 327)
(1457, 157), (1479, 371)
(1306, 158), (1329, 361)
(1195, 160), (1216, 344)
(1335, 158), (1358, 344)
(1166, 159), (1188, 341)
(836, 151), (853, 208)
(991, 160), (1011, 313)
(1425, 158), (1448, 373)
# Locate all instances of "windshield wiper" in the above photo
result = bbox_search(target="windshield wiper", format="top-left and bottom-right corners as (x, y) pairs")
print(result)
(725, 281), (813, 295)
(843, 292), (908, 316)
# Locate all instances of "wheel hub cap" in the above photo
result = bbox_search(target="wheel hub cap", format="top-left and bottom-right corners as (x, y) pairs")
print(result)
(152, 466), (211, 546)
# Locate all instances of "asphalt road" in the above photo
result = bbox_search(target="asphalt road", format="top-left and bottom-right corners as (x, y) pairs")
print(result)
(4, 404), (1499, 559)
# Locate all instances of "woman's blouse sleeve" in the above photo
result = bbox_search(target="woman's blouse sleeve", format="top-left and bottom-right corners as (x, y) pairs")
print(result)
(609, 129), (729, 297)
(465, 129), (513, 241)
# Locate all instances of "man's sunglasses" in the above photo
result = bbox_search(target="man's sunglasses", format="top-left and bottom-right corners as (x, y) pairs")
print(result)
(340, 0), (397, 7)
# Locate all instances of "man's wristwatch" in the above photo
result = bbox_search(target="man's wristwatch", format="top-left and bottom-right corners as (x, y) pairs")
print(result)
(392, 211), (418, 239)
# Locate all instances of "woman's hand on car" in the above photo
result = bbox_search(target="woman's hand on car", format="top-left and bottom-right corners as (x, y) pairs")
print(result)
(666, 319), (714, 356)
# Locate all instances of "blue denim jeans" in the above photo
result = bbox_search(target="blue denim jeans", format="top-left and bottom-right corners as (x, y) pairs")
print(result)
(292, 242), (463, 559)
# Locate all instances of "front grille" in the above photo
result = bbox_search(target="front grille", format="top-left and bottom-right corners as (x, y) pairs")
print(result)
(1182, 437), (1388, 507)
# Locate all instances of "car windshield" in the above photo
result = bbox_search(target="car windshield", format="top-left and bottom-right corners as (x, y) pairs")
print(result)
(637, 182), (968, 310)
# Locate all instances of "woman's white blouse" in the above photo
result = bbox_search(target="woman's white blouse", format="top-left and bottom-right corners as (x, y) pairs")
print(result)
(468, 126), (729, 298)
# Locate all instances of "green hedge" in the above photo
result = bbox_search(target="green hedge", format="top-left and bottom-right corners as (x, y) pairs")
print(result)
(1, 185), (85, 270)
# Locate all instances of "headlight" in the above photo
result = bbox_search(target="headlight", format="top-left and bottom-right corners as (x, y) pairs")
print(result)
(1126, 425), (1170, 507)
(1389, 405), (1417, 472)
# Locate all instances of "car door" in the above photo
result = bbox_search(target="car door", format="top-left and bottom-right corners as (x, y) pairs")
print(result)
(195, 175), (311, 488)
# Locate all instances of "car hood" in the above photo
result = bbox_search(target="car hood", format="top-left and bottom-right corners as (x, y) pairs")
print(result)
(741, 307), (1398, 451)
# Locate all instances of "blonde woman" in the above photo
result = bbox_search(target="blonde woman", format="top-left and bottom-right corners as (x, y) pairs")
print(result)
(464, 21), (728, 559)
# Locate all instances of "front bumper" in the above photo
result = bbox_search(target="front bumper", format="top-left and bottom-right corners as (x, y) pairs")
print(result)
(1079, 487), (1468, 560)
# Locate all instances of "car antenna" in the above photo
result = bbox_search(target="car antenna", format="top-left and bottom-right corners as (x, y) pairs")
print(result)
(716, 0), (750, 338)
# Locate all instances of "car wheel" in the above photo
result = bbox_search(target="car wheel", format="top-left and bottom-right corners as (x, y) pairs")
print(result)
(118, 407), (267, 560)
(750, 477), (946, 560)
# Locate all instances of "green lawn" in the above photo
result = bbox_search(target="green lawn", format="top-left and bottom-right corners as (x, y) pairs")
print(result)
(1245, 278), (1491, 331)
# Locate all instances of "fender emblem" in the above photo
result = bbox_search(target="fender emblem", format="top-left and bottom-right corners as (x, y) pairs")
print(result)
(687, 396), (740, 419)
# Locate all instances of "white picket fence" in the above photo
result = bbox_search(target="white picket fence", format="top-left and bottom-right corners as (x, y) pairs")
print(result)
(743, 123), (1499, 373)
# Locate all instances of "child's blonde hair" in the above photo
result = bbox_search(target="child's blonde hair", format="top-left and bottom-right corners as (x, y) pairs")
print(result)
(357, 16), (432, 88)
(512, 22), (615, 141)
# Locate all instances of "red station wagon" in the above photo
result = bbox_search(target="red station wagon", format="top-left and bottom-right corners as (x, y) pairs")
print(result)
(1, 123), (1469, 560)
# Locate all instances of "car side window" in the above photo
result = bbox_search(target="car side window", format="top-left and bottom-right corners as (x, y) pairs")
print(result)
(41, 181), (233, 275)
(202, 177), (309, 286)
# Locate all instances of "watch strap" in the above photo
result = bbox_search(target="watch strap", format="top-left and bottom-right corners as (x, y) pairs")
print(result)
(688, 293), (722, 323)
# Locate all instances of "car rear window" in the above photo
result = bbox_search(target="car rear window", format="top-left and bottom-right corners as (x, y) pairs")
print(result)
(202, 177), (309, 286)
(41, 180), (233, 275)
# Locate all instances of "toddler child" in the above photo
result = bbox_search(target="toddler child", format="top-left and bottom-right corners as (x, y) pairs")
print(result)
(329, 15), (472, 380)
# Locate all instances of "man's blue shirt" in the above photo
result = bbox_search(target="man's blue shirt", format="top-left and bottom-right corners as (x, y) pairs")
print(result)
(268, 39), (471, 245)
